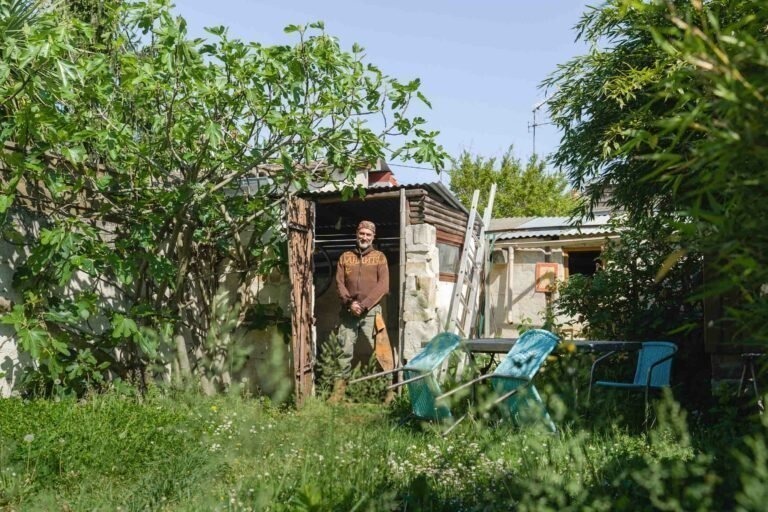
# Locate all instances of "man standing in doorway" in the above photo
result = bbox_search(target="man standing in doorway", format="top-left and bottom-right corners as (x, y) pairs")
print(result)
(330, 220), (389, 399)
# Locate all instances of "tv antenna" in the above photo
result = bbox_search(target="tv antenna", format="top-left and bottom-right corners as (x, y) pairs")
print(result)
(528, 98), (553, 155)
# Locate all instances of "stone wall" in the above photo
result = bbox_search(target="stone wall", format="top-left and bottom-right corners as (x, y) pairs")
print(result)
(401, 224), (440, 360)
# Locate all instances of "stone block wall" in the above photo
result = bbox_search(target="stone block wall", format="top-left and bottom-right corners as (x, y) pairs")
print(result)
(402, 224), (440, 360)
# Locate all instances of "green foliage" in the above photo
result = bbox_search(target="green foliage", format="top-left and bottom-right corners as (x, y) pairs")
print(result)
(0, 0), (447, 393)
(449, 147), (577, 217)
(315, 333), (388, 403)
(554, 215), (711, 406)
(556, 215), (702, 342)
(545, 0), (768, 344)
(544, 0), (681, 219)
(315, 334), (345, 392)
(732, 414), (768, 512)
(0, 389), (765, 510)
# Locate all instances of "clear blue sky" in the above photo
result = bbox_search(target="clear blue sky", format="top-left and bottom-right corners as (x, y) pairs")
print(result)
(172, 0), (596, 184)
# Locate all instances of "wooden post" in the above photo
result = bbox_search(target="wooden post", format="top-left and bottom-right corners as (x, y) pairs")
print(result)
(399, 188), (407, 365)
(287, 197), (315, 406)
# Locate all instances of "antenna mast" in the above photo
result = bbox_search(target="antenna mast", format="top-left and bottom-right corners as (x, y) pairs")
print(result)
(528, 99), (553, 155)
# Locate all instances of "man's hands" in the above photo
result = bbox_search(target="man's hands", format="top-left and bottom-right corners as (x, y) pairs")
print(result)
(349, 301), (364, 316)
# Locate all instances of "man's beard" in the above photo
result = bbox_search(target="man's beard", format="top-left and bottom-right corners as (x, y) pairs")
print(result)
(357, 240), (371, 250)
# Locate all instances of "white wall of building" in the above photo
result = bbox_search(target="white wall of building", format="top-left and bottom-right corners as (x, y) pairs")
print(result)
(0, 212), (39, 396)
(486, 245), (565, 338)
(0, 238), (22, 396)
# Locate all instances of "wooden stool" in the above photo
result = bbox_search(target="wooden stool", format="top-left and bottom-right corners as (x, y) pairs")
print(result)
(738, 353), (765, 413)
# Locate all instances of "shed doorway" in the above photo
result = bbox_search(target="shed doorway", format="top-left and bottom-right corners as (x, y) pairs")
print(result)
(312, 197), (402, 372)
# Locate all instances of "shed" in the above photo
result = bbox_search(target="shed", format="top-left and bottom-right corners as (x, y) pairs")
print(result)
(484, 215), (617, 339)
(240, 162), (477, 404)
(304, 180), (473, 374)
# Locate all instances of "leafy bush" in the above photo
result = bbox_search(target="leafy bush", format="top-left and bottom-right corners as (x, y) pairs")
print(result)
(0, 0), (446, 395)
(555, 215), (710, 406)
(556, 216), (702, 342)
(546, 0), (768, 345)
(315, 333), (390, 403)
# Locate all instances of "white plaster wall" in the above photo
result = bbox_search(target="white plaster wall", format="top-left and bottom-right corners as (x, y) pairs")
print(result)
(485, 258), (507, 337)
(0, 207), (169, 396)
(0, 226), (134, 396)
(222, 266), (294, 398)
(0, 210), (42, 396)
(435, 281), (453, 331)
(487, 246), (565, 338)
(236, 324), (292, 399)
(0, 238), (24, 396)
(0, 211), (294, 398)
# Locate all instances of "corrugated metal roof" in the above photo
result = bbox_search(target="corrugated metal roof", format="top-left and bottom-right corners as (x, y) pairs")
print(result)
(488, 217), (535, 231)
(517, 215), (611, 229)
(302, 181), (468, 214)
(494, 226), (615, 240)
(490, 214), (615, 240)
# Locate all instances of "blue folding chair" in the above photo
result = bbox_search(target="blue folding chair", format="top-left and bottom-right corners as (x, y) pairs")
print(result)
(588, 341), (677, 412)
(438, 329), (561, 433)
(349, 332), (463, 421)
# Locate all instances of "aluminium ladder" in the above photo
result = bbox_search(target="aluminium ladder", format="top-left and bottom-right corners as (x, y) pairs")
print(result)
(445, 184), (496, 338)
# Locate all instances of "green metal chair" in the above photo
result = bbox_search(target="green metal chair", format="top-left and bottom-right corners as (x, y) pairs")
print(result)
(438, 329), (561, 433)
(349, 332), (463, 421)
(588, 341), (677, 412)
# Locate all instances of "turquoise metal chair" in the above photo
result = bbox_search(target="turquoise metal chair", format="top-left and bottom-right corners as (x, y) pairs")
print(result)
(438, 329), (561, 433)
(588, 341), (677, 410)
(349, 332), (463, 421)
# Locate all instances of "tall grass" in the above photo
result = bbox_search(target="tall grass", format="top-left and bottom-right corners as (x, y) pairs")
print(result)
(1, 382), (767, 511)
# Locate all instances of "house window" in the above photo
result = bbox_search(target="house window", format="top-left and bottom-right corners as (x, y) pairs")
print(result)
(565, 249), (602, 277)
(437, 242), (461, 282)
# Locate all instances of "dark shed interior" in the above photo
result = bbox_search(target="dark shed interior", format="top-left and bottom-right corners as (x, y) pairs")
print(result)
(306, 183), (469, 369)
(312, 191), (401, 366)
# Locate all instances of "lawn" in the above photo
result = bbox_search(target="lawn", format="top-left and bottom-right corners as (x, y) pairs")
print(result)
(1, 382), (766, 512)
